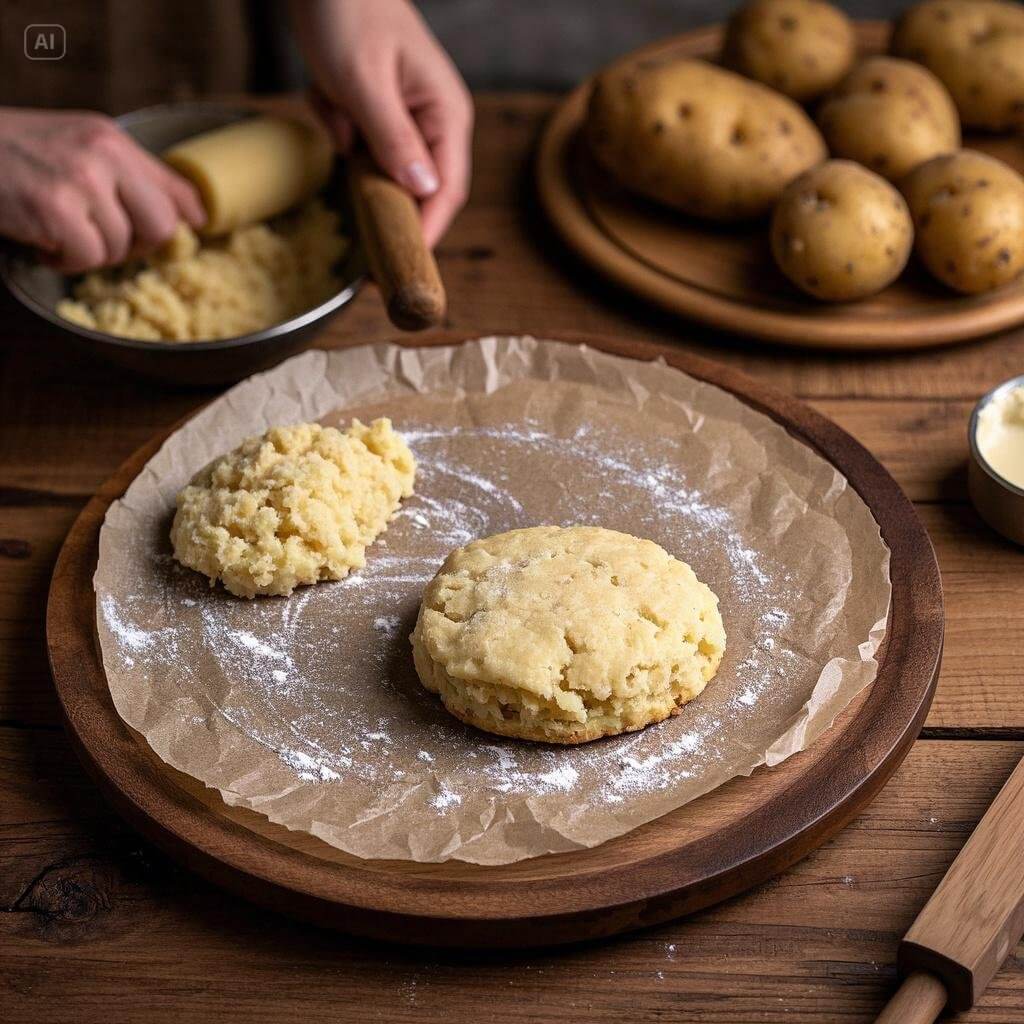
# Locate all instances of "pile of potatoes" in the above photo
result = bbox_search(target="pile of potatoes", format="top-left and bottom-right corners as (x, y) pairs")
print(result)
(585, 0), (1024, 302)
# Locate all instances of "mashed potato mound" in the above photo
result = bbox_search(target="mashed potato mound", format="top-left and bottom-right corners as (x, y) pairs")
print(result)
(58, 201), (346, 342)
(171, 419), (415, 598)
(411, 526), (726, 744)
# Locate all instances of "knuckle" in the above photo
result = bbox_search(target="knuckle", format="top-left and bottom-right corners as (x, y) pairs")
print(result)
(48, 182), (80, 217)
(77, 113), (118, 147)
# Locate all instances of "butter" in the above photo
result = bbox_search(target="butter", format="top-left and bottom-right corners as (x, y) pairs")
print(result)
(977, 384), (1024, 489)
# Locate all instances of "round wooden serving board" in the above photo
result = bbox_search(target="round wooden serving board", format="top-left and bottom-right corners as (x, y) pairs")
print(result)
(537, 22), (1024, 350)
(46, 332), (943, 948)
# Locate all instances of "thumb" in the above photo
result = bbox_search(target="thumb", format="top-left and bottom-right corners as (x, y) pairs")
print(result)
(348, 77), (439, 198)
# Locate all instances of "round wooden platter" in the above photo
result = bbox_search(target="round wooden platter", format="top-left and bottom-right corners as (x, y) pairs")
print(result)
(536, 22), (1024, 350)
(46, 331), (944, 948)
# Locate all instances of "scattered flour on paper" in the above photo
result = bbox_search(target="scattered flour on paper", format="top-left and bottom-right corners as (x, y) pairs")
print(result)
(98, 417), (803, 816)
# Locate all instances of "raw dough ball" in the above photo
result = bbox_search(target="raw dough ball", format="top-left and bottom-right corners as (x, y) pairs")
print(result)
(901, 150), (1024, 294)
(171, 419), (415, 598)
(411, 526), (726, 744)
(58, 201), (346, 343)
(771, 160), (914, 301)
(722, 0), (857, 103)
(586, 57), (827, 221)
(817, 57), (960, 182)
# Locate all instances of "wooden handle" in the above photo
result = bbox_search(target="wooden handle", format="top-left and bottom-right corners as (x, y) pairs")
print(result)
(874, 972), (947, 1024)
(897, 755), (1024, 1012)
(348, 149), (446, 331)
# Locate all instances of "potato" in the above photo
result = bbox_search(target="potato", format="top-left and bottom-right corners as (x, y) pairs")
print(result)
(817, 57), (960, 181)
(891, 0), (1024, 131)
(586, 57), (827, 221)
(771, 160), (914, 300)
(901, 150), (1024, 294)
(721, 0), (856, 102)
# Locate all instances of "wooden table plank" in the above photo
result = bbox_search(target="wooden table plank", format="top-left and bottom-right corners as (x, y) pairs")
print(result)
(2, 729), (1022, 1023)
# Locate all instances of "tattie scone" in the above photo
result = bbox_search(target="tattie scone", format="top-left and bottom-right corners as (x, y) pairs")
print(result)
(411, 526), (726, 744)
(171, 418), (415, 598)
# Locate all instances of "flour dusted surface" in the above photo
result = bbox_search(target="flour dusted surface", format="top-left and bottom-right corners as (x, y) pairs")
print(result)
(94, 339), (890, 865)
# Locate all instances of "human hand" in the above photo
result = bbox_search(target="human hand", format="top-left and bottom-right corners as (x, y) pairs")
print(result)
(0, 108), (205, 273)
(292, 0), (473, 248)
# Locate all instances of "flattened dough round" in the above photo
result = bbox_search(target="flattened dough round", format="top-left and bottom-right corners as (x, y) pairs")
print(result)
(411, 526), (726, 744)
(171, 418), (415, 598)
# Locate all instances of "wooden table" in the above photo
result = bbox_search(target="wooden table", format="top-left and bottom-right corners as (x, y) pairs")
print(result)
(2, 94), (1023, 1024)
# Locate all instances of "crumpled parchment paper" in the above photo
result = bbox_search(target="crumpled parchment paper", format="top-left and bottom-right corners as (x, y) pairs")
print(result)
(94, 336), (891, 864)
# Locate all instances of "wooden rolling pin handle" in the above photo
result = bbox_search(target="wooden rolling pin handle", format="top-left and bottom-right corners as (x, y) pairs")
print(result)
(348, 149), (446, 331)
(874, 971), (947, 1024)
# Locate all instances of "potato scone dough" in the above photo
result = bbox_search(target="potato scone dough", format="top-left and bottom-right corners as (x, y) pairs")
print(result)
(171, 419), (415, 598)
(411, 526), (726, 744)
(58, 200), (346, 342)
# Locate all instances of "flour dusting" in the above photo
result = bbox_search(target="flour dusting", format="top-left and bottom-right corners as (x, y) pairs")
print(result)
(98, 416), (805, 812)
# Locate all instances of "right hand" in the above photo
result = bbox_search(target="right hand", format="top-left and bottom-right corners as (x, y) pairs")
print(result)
(0, 108), (206, 273)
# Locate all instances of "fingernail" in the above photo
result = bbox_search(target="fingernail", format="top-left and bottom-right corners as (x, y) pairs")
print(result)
(402, 160), (439, 196)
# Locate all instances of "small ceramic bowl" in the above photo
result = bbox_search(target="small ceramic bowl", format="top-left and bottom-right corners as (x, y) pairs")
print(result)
(968, 373), (1024, 545)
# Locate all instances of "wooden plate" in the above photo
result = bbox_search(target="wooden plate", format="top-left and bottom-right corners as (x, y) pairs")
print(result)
(46, 332), (943, 948)
(536, 22), (1024, 350)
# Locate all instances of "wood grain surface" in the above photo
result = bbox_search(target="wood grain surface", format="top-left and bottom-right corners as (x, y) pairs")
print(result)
(536, 23), (1024, 350)
(3, 93), (1024, 1022)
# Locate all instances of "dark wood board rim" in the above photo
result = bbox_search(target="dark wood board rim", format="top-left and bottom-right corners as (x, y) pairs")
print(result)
(535, 21), (1024, 351)
(46, 331), (944, 947)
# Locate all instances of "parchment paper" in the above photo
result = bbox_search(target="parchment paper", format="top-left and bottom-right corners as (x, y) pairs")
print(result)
(94, 336), (891, 865)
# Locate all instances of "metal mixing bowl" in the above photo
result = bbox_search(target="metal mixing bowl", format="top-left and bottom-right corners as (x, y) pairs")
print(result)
(0, 103), (364, 387)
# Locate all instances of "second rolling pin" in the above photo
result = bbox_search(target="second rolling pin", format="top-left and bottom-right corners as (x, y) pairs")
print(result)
(874, 754), (1024, 1022)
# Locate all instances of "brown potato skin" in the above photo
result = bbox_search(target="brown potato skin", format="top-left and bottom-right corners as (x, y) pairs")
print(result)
(817, 57), (960, 181)
(587, 57), (827, 221)
(722, 0), (856, 102)
(891, 0), (1024, 131)
(771, 160), (914, 301)
(901, 150), (1024, 294)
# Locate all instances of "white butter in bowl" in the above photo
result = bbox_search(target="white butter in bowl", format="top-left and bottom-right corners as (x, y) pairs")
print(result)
(976, 385), (1024, 490)
(969, 375), (1024, 545)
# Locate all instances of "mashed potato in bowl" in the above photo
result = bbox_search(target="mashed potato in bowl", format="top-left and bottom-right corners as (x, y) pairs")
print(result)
(57, 200), (347, 343)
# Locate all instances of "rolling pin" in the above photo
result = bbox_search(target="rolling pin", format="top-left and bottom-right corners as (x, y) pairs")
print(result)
(164, 116), (445, 331)
(346, 147), (446, 331)
(874, 755), (1024, 1022)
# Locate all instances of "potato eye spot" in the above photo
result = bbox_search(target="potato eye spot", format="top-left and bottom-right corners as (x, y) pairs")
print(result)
(779, 15), (797, 30)
(730, 125), (747, 145)
(678, 102), (692, 119)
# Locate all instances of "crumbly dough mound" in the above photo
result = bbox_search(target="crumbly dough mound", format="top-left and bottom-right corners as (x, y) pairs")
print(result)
(58, 200), (346, 342)
(171, 419), (415, 598)
(411, 526), (726, 744)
